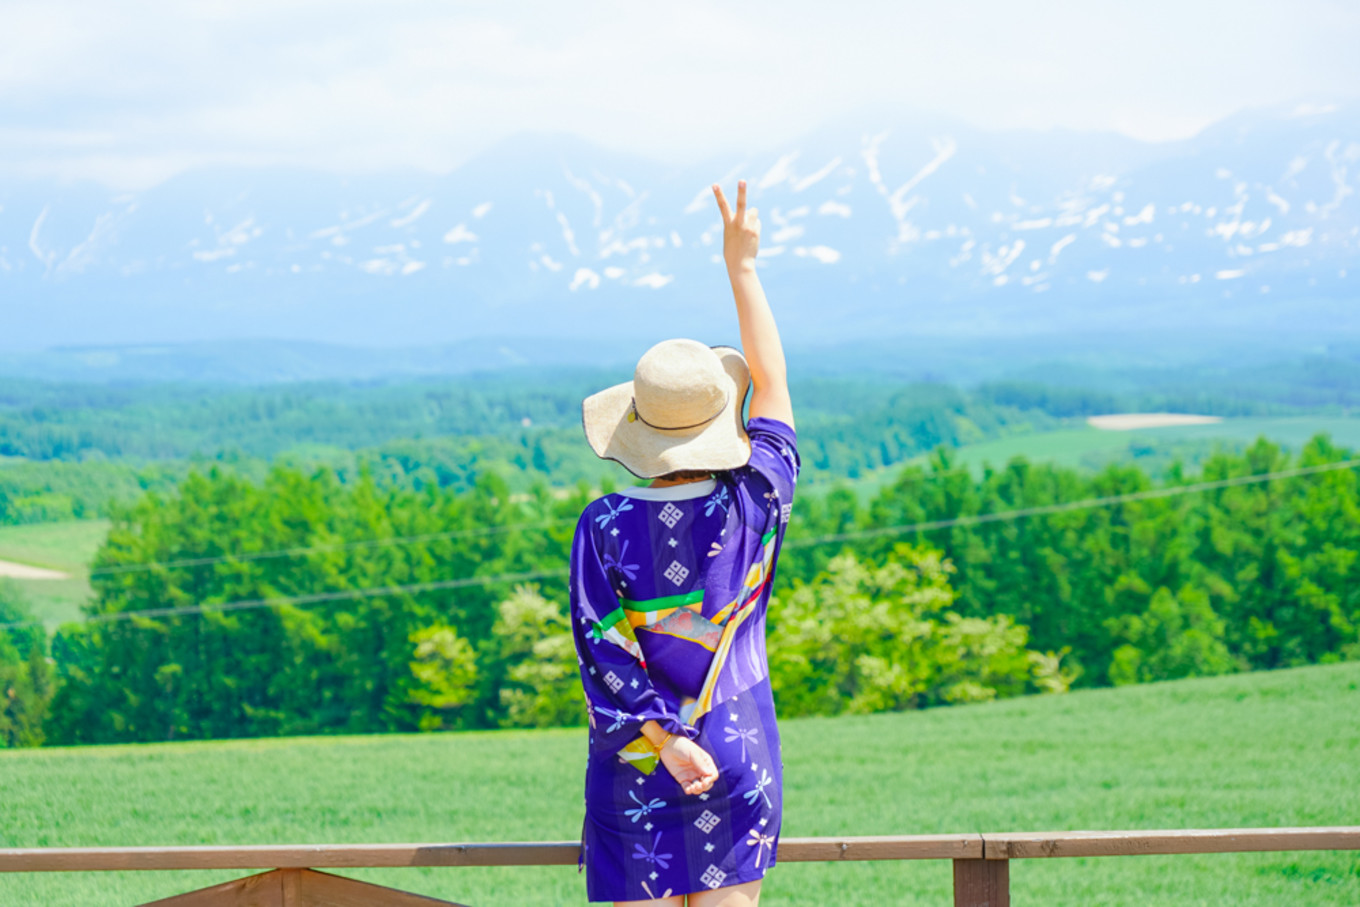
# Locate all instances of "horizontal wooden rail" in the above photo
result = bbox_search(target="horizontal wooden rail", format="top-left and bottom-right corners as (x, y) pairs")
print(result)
(3, 828), (1357, 907)
(982, 826), (1360, 859)
(0, 834), (985, 872)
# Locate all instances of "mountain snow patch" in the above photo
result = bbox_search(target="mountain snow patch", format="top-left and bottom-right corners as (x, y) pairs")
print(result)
(795, 246), (841, 264)
(759, 152), (800, 189)
(444, 224), (477, 244)
(793, 157), (842, 193)
(570, 268), (600, 291)
(1049, 234), (1076, 263)
(1123, 204), (1155, 226)
(634, 272), (673, 289)
(390, 199), (432, 228)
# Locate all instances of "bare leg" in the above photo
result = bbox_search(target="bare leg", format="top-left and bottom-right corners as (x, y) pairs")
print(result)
(688, 879), (762, 907)
(616, 895), (684, 907)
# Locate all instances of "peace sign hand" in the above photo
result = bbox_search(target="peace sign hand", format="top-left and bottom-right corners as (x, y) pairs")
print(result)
(713, 179), (760, 273)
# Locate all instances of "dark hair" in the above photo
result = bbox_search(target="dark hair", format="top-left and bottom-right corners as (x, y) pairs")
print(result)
(653, 469), (715, 483)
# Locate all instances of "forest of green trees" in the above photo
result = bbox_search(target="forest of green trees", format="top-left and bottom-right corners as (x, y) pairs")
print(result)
(4, 353), (1356, 526)
(3, 427), (1356, 747)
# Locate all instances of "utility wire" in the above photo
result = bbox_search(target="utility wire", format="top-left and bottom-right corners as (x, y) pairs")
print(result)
(784, 457), (1360, 548)
(84, 465), (987, 577)
(4, 457), (1356, 632)
(88, 519), (573, 577)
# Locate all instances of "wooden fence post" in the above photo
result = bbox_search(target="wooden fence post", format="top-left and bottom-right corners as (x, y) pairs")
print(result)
(953, 858), (1009, 907)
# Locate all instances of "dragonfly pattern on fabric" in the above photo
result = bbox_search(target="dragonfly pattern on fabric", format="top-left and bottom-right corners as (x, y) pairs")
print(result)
(595, 497), (635, 528)
(724, 725), (758, 763)
(632, 832), (673, 869)
(704, 485), (731, 517)
(597, 706), (635, 734)
(626, 790), (668, 824)
(742, 768), (774, 809)
(746, 828), (776, 867)
(603, 540), (640, 581)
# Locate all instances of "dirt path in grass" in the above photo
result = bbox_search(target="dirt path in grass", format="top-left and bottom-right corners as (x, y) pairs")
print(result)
(0, 559), (69, 580)
(1087, 413), (1223, 430)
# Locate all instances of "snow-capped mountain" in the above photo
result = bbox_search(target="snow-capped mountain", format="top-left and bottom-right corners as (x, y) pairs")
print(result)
(2, 103), (1357, 352)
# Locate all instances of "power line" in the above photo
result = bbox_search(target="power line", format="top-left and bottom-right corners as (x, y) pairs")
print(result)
(63, 569), (569, 626)
(88, 519), (572, 577)
(4, 457), (1355, 632)
(784, 457), (1360, 548)
(84, 465), (986, 577)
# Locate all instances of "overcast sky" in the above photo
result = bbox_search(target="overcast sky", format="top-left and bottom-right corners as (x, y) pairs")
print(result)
(3, 0), (1358, 190)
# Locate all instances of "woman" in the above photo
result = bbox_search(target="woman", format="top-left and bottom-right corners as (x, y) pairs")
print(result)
(570, 180), (798, 907)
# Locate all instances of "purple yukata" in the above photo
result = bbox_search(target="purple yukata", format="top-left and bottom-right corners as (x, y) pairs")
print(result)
(570, 417), (800, 903)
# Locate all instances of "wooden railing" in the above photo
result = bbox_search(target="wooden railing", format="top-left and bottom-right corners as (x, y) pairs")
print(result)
(3, 827), (1358, 906)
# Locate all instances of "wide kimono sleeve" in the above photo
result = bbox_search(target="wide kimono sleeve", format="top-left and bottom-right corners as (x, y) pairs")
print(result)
(569, 508), (699, 765)
(745, 416), (800, 510)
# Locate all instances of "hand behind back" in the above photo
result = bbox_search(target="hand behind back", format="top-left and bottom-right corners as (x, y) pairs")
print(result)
(660, 735), (719, 796)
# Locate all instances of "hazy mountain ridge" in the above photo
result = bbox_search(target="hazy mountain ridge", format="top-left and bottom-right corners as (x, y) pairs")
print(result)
(2, 104), (1357, 351)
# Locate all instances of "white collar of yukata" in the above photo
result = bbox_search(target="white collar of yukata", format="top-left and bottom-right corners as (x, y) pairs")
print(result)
(616, 478), (718, 501)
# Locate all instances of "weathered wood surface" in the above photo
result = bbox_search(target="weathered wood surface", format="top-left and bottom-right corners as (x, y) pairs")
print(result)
(139, 870), (284, 907)
(0, 842), (581, 872)
(0, 835), (984, 871)
(779, 834), (983, 861)
(953, 858), (1009, 907)
(288, 869), (469, 907)
(138, 869), (469, 907)
(1, 827), (1355, 874)
(983, 827), (1360, 860)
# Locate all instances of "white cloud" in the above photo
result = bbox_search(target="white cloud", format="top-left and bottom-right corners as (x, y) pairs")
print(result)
(2, 0), (1359, 188)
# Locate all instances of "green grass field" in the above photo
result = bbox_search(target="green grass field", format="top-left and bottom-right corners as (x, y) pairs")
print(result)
(0, 519), (108, 625)
(2, 663), (1356, 905)
(835, 415), (1360, 500)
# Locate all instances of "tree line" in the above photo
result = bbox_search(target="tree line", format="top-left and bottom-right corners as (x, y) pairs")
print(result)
(0, 378), (1059, 525)
(2, 431), (1355, 747)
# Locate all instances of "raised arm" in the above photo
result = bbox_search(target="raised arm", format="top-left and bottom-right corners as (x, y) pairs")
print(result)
(713, 180), (794, 429)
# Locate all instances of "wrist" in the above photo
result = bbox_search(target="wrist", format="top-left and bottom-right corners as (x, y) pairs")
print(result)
(726, 258), (757, 277)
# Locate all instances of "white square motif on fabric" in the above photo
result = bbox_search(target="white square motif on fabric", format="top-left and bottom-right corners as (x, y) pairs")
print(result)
(694, 809), (721, 833)
(780, 502), (793, 524)
(604, 671), (624, 693)
(658, 503), (683, 528)
(700, 865), (727, 888)
(663, 560), (690, 585)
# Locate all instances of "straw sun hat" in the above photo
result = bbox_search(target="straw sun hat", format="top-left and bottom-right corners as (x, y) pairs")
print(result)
(583, 339), (752, 479)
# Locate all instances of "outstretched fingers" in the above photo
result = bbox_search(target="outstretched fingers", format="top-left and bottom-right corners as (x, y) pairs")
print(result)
(713, 179), (749, 225)
(712, 184), (733, 223)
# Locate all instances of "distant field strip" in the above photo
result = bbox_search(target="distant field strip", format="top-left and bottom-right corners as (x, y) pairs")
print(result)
(837, 414), (1360, 498)
(1088, 413), (1224, 430)
(2, 662), (1356, 905)
(0, 559), (67, 580)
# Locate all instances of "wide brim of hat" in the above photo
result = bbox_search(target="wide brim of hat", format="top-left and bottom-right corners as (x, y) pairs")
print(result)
(582, 346), (752, 479)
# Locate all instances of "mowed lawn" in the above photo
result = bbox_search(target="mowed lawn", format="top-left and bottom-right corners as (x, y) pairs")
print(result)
(1, 664), (1358, 905)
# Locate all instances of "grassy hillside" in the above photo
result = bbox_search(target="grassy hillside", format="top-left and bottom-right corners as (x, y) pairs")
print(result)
(2, 663), (1356, 905)
(0, 519), (107, 624)
(836, 415), (1360, 499)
